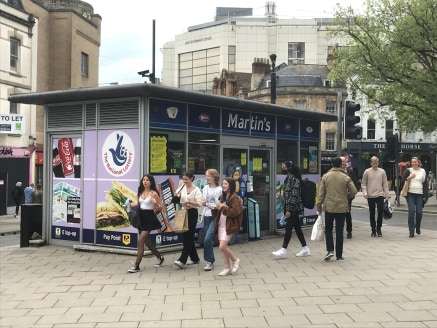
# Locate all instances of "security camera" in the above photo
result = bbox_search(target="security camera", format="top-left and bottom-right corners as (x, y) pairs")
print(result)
(138, 70), (150, 77)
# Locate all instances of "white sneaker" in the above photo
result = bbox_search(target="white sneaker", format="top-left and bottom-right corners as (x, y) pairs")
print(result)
(272, 248), (287, 257)
(218, 268), (232, 276)
(203, 262), (214, 271)
(173, 260), (185, 269)
(231, 258), (240, 273)
(296, 247), (310, 257)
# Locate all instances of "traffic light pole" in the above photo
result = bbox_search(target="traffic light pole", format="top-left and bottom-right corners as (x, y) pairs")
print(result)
(337, 92), (342, 156)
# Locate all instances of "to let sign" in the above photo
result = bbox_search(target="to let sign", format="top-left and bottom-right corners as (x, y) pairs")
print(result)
(0, 114), (25, 134)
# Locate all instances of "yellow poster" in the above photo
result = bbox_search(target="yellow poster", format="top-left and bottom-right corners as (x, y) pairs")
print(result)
(150, 136), (167, 173)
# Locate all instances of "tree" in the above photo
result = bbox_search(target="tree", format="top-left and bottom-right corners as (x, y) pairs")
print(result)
(329, 0), (437, 133)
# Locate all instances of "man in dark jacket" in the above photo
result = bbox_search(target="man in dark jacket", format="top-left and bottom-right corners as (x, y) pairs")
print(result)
(11, 182), (24, 218)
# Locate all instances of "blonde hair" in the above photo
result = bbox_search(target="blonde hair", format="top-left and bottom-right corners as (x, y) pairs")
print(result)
(205, 168), (220, 186)
(370, 156), (379, 164)
(411, 157), (421, 166)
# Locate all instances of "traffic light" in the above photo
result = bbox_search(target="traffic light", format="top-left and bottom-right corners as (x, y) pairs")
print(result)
(386, 135), (398, 161)
(344, 100), (362, 140)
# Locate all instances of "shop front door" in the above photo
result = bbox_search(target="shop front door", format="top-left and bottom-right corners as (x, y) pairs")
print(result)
(222, 146), (271, 232)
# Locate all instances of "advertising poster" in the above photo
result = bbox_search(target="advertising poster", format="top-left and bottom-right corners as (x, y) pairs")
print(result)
(93, 130), (140, 248)
(51, 137), (82, 241)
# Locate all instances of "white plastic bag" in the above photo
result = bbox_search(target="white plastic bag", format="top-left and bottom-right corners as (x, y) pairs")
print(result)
(311, 214), (324, 241)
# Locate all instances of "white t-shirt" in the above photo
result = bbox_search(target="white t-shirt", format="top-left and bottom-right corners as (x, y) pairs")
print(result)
(202, 185), (222, 217)
(408, 168), (426, 195)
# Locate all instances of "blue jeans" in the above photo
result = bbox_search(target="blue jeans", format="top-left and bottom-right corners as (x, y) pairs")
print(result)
(203, 215), (215, 263)
(406, 193), (423, 235)
(324, 212), (345, 259)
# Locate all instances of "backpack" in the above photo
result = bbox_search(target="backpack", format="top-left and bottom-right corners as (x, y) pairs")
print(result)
(301, 179), (316, 209)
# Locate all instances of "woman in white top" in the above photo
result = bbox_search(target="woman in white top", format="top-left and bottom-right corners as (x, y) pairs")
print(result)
(201, 169), (222, 271)
(128, 174), (164, 273)
(171, 171), (203, 269)
(402, 157), (428, 237)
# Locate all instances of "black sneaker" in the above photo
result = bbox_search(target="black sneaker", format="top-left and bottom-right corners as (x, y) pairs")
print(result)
(416, 228), (421, 235)
(336, 257), (345, 262)
(155, 255), (165, 268)
(371, 231), (376, 237)
(347, 232), (352, 239)
(377, 230), (382, 237)
(324, 251), (334, 261)
(128, 264), (140, 273)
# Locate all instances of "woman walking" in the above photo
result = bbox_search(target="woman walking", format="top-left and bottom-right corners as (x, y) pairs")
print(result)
(201, 169), (222, 271)
(272, 161), (310, 257)
(213, 177), (244, 276)
(172, 171), (203, 269)
(402, 157), (428, 238)
(128, 174), (165, 273)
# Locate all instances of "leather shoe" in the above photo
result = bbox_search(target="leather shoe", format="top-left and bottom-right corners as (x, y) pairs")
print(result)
(347, 232), (352, 239)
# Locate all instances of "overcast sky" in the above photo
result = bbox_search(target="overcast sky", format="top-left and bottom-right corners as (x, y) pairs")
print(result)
(87, 0), (363, 85)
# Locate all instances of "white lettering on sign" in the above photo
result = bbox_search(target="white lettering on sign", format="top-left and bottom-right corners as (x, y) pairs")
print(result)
(227, 113), (271, 132)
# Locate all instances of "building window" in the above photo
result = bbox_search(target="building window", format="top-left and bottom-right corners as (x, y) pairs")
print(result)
(367, 119), (376, 139)
(326, 102), (336, 114)
(228, 46), (235, 72)
(294, 100), (306, 109)
(385, 119), (394, 139)
(10, 102), (18, 114)
(288, 42), (305, 65)
(81, 52), (89, 77)
(179, 47), (220, 92)
(10, 38), (20, 72)
(326, 132), (335, 150)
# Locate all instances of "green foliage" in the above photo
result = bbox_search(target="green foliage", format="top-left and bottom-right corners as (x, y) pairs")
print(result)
(329, 0), (437, 133)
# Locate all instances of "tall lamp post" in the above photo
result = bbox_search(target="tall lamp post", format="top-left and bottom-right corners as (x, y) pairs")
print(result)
(270, 54), (277, 104)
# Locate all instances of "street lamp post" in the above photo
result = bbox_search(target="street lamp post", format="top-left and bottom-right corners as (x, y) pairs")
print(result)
(270, 54), (277, 104)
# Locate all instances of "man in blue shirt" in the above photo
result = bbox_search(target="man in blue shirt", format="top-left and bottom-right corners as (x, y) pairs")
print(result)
(24, 183), (35, 204)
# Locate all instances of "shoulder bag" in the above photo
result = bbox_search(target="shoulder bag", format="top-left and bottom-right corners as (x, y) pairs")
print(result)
(128, 206), (141, 229)
(173, 207), (188, 233)
(400, 168), (411, 197)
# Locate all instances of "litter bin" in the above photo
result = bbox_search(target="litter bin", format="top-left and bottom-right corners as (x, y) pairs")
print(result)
(20, 204), (42, 247)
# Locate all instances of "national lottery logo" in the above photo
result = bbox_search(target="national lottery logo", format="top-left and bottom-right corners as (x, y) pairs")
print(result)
(102, 131), (135, 177)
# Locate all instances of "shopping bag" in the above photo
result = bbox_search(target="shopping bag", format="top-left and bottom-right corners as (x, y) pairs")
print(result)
(173, 208), (188, 233)
(128, 206), (141, 229)
(311, 215), (324, 241)
(400, 180), (410, 197)
(198, 206), (206, 224)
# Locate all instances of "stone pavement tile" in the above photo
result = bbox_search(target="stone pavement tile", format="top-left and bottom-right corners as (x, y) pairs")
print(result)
(319, 303), (364, 313)
(78, 313), (123, 324)
(219, 298), (259, 309)
(396, 300), (437, 311)
(161, 307), (202, 321)
(65, 305), (107, 315)
(294, 296), (334, 305)
(201, 292), (237, 302)
(329, 295), (372, 305)
(242, 306), (283, 317)
(181, 318), (225, 328)
(119, 310), (162, 321)
(348, 311), (397, 324)
(279, 304), (322, 315)
(307, 312), (354, 325)
(388, 310), (437, 322)
(165, 293), (201, 303)
(223, 316), (270, 328)
(201, 307), (242, 319)
(216, 284), (251, 293)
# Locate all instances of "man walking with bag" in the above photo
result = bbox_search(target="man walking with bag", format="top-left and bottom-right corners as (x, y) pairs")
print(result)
(317, 157), (357, 262)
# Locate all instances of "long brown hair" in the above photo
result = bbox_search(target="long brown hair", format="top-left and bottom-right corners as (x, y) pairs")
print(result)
(220, 177), (236, 205)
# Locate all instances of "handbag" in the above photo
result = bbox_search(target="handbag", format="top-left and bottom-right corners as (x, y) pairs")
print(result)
(400, 180), (410, 197)
(311, 214), (324, 241)
(128, 206), (141, 229)
(173, 208), (189, 233)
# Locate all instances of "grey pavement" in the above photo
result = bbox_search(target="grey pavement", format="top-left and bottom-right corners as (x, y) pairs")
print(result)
(1, 192), (437, 327)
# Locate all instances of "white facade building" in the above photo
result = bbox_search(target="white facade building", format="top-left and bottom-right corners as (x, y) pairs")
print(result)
(0, 0), (38, 210)
(162, 3), (348, 92)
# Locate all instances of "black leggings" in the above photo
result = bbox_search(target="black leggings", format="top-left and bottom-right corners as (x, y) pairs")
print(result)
(282, 211), (307, 248)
